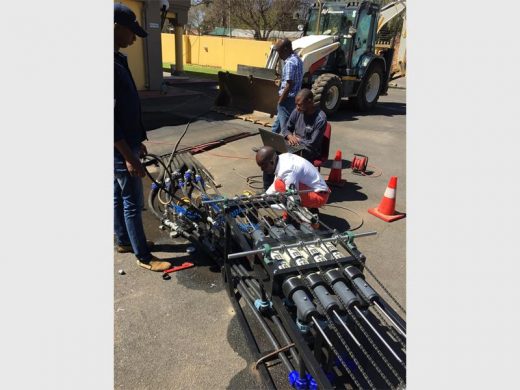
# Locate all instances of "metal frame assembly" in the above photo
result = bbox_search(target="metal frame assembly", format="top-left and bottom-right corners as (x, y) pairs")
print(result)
(144, 151), (406, 389)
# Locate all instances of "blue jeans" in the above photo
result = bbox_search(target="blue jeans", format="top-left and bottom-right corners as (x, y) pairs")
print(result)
(114, 149), (151, 262)
(271, 96), (295, 134)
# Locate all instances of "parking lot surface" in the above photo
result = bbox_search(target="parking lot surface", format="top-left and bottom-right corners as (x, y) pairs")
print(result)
(115, 85), (406, 389)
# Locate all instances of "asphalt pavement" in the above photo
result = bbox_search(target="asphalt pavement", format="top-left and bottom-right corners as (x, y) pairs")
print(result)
(115, 82), (406, 389)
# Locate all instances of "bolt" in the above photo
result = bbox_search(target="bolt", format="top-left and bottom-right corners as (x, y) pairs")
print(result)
(118, 269), (125, 275)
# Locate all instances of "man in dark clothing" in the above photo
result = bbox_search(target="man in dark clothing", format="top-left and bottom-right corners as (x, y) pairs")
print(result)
(282, 89), (327, 162)
(114, 3), (171, 272)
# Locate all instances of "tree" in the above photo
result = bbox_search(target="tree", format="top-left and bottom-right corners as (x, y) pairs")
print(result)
(187, 1), (208, 35)
(199, 0), (231, 35)
(229, 0), (304, 40)
(197, 0), (307, 40)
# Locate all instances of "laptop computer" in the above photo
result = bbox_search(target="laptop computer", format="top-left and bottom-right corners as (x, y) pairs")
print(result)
(258, 128), (306, 154)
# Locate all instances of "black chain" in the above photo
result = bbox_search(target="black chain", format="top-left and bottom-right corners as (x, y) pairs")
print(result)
(369, 305), (406, 353)
(312, 237), (405, 385)
(347, 306), (405, 385)
(363, 264), (406, 315)
(289, 251), (374, 390)
(297, 245), (396, 389)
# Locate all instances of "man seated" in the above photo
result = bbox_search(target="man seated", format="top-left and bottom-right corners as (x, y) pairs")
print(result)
(282, 88), (327, 163)
(256, 146), (330, 210)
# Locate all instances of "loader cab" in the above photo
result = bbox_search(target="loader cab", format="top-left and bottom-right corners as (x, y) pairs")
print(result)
(350, 3), (379, 68)
(304, 2), (380, 73)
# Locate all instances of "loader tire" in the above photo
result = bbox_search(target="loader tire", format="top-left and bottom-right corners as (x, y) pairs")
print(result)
(351, 62), (383, 111)
(312, 73), (343, 116)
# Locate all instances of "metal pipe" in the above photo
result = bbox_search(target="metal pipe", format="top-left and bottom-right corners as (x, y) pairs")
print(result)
(236, 282), (294, 373)
(311, 317), (332, 347)
(230, 266), (301, 366)
(201, 189), (315, 204)
(353, 306), (403, 364)
(228, 232), (377, 259)
(373, 301), (407, 338)
(333, 310), (361, 347)
(258, 199), (283, 220)
(232, 265), (263, 299)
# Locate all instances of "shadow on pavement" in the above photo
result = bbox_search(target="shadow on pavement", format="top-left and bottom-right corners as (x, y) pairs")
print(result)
(327, 181), (368, 203)
(319, 212), (353, 231)
(332, 100), (406, 123)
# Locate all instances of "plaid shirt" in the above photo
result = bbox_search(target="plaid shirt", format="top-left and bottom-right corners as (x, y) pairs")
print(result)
(279, 53), (303, 97)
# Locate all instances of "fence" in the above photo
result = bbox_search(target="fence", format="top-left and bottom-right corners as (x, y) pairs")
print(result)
(162, 33), (403, 73)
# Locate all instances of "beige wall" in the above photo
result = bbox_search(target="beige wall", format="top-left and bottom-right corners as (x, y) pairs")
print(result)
(162, 34), (274, 71)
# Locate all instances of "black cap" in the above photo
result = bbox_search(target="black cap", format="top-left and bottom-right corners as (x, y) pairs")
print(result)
(114, 3), (148, 38)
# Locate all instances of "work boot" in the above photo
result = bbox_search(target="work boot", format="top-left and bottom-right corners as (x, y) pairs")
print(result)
(136, 255), (171, 272)
(116, 240), (154, 254)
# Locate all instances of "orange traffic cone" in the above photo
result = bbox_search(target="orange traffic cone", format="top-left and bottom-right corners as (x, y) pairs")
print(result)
(326, 150), (347, 187)
(368, 176), (406, 222)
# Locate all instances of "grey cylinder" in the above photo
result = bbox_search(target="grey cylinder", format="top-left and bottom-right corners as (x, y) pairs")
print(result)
(353, 278), (378, 303)
(331, 280), (360, 309)
(314, 285), (340, 314)
(293, 290), (318, 322)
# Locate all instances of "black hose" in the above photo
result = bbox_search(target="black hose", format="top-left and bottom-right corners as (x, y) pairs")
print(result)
(142, 153), (173, 190)
(168, 109), (213, 166)
(235, 281), (294, 373)
(147, 187), (166, 221)
(231, 265), (301, 367)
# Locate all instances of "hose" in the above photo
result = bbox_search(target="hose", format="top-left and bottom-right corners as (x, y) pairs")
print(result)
(233, 169), (264, 190)
(320, 204), (364, 231)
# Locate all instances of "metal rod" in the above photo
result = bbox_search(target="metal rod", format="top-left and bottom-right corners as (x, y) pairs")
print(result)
(201, 189), (315, 205)
(373, 301), (407, 338)
(354, 306), (403, 364)
(228, 232), (377, 259)
(234, 198), (261, 226)
(258, 199), (281, 220)
(333, 310), (361, 347)
(236, 283), (295, 373)
(231, 266), (301, 366)
(232, 265), (263, 299)
(311, 317), (333, 348)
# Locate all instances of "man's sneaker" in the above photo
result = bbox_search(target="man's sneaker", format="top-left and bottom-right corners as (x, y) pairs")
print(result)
(116, 240), (154, 253)
(136, 256), (171, 272)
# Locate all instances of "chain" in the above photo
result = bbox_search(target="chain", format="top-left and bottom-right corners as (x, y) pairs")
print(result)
(292, 259), (374, 390)
(369, 305), (406, 353)
(315, 215), (406, 316)
(297, 245), (396, 389)
(310, 236), (406, 385)
(347, 306), (405, 385)
(228, 201), (406, 387)
(248, 215), (368, 388)
(363, 264), (406, 315)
